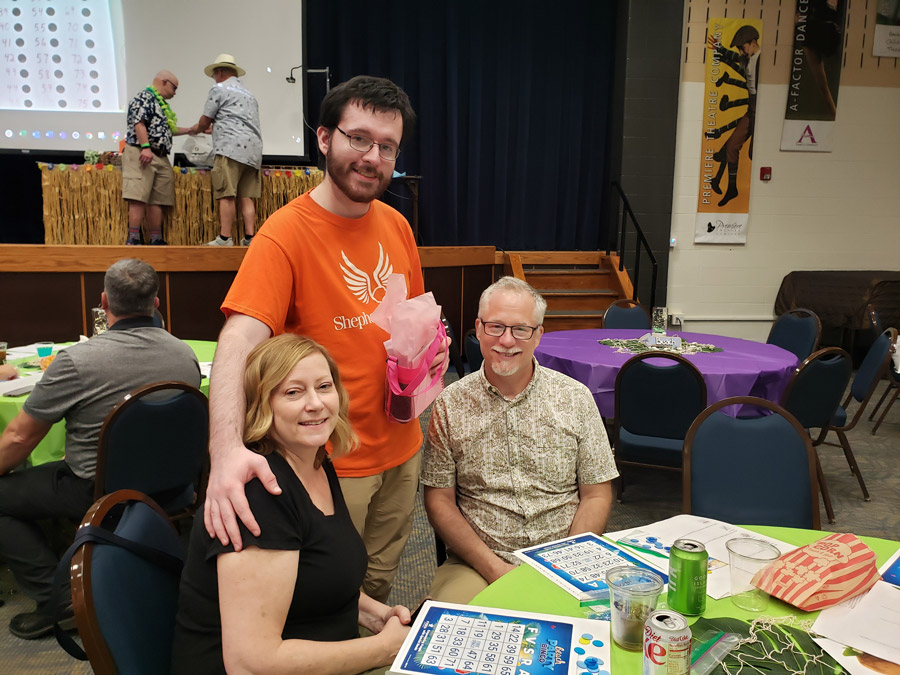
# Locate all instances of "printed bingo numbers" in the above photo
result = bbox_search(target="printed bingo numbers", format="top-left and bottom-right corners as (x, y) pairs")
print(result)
(389, 601), (611, 675)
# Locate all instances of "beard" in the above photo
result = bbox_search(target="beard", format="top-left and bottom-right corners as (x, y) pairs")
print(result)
(488, 347), (524, 377)
(325, 150), (392, 204)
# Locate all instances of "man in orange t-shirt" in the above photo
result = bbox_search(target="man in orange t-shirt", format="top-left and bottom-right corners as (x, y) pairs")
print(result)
(203, 76), (446, 602)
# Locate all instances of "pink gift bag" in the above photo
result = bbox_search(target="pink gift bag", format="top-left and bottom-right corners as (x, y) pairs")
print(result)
(371, 275), (449, 423)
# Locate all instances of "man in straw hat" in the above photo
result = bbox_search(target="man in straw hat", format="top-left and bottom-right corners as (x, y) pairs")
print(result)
(191, 54), (263, 247)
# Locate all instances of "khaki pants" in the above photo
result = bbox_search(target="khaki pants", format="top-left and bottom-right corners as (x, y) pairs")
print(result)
(339, 451), (422, 603)
(429, 553), (490, 605)
(211, 154), (261, 199)
(121, 145), (175, 205)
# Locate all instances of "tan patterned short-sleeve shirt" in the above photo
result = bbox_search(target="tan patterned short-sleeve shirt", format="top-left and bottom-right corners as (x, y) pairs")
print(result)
(422, 360), (618, 563)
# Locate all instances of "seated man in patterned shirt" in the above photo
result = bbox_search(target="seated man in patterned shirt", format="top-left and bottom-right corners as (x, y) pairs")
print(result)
(422, 277), (618, 603)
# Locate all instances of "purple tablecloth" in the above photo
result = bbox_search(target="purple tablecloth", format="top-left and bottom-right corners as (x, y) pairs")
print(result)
(535, 329), (799, 417)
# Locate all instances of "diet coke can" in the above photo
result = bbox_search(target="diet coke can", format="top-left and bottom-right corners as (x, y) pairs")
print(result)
(643, 610), (691, 675)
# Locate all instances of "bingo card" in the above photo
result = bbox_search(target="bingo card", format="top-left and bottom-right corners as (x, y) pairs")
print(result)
(389, 601), (611, 675)
(515, 533), (668, 603)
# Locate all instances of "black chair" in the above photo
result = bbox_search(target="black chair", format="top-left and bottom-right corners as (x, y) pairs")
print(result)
(613, 351), (707, 500)
(766, 308), (822, 361)
(96, 381), (209, 521)
(603, 299), (651, 330)
(865, 303), (897, 433)
(440, 314), (465, 378)
(818, 328), (897, 504)
(780, 347), (853, 523)
(866, 303), (883, 337)
(683, 397), (820, 529)
(464, 329), (483, 374)
(868, 359), (900, 435)
(70, 490), (184, 675)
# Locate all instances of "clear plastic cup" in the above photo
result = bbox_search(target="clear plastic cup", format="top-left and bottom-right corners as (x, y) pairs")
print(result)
(606, 565), (664, 651)
(726, 537), (781, 612)
(35, 341), (53, 358)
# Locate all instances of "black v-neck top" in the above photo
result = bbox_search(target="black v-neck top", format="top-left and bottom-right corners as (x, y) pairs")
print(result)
(171, 452), (367, 674)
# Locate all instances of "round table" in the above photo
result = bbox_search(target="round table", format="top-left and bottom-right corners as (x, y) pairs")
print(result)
(473, 526), (899, 673)
(0, 339), (216, 467)
(535, 329), (799, 418)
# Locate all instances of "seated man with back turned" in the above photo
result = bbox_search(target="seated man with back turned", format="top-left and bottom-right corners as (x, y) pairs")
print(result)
(422, 277), (619, 603)
(0, 258), (201, 639)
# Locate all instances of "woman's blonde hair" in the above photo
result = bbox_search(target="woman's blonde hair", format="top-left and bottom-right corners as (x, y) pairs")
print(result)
(242, 334), (358, 458)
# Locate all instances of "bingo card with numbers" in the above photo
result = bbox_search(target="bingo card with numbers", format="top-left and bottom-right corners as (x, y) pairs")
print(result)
(515, 533), (668, 603)
(389, 601), (611, 675)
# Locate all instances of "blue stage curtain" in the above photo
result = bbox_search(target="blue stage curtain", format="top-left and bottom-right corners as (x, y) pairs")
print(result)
(306, 0), (618, 250)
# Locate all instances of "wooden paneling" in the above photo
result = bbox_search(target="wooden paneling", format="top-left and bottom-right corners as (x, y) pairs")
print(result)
(0, 245), (494, 273)
(0, 245), (247, 273)
(167, 272), (237, 341)
(420, 246), (495, 267)
(1, 246), (619, 349)
(0, 245), (500, 347)
(493, 250), (608, 266)
(1, 272), (84, 345)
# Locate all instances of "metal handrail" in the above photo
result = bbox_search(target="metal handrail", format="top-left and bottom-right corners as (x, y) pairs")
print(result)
(608, 181), (658, 308)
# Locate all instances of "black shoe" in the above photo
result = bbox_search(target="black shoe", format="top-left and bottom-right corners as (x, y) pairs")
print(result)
(9, 610), (75, 640)
(718, 186), (739, 207)
(125, 236), (141, 246)
(150, 238), (167, 245)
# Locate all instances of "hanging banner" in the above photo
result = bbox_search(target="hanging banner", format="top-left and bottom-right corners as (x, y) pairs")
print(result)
(780, 0), (847, 152)
(695, 18), (763, 244)
(874, 1), (900, 58)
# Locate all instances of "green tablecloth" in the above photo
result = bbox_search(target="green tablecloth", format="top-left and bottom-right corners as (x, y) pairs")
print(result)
(472, 526), (900, 673)
(0, 339), (216, 467)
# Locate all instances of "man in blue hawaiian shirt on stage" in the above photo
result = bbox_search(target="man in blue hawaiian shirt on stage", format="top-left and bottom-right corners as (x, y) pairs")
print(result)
(123, 70), (194, 246)
(192, 54), (264, 248)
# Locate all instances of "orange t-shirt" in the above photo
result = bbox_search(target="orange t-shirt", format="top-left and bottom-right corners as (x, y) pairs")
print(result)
(222, 192), (425, 477)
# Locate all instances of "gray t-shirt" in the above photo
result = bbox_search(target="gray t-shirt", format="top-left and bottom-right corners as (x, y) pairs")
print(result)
(24, 321), (201, 480)
(202, 76), (263, 169)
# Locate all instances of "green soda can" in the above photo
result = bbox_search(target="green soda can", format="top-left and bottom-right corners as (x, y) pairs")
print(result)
(667, 539), (708, 616)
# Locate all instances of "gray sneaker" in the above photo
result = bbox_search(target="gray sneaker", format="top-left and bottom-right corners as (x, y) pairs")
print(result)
(206, 236), (234, 246)
(240, 236), (253, 246)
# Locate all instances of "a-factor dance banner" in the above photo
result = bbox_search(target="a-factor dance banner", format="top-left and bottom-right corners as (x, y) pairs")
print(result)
(695, 18), (763, 244)
(780, 0), (847, 152)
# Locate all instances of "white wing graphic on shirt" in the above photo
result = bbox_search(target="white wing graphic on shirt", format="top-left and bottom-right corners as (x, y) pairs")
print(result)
(340, 243), (393, 304)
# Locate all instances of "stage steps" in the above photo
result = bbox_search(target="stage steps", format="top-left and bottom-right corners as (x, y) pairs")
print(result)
(497, 251), (634, 333)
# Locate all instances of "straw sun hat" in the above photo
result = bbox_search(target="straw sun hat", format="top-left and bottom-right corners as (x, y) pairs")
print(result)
(204, 53), (246, 78)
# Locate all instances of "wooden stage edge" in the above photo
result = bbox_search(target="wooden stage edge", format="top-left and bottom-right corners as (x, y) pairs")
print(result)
(0, 244), (498, 272)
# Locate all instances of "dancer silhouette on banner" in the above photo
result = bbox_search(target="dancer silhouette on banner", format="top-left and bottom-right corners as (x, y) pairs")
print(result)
(705, 25), (760, 207)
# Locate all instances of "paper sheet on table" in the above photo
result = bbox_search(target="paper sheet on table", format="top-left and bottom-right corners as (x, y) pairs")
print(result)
(813, 636), (898, 675)
(0, 372), (43, 396)
(604, 514), (795, 599)
(813, 581), (900, 667)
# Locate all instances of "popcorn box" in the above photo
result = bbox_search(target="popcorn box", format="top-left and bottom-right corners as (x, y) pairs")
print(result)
(751, 533), (879, 612)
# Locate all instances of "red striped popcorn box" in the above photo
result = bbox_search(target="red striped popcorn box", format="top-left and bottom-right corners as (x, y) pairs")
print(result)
(750, 533), (879, 611)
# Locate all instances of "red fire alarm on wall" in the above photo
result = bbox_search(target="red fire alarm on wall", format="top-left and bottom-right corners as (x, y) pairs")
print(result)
(760, 166), (772, 181)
